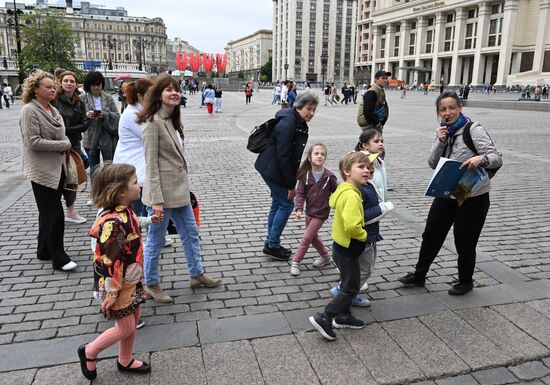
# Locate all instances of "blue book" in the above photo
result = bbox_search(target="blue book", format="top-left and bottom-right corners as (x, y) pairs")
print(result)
(426, 157), (485, 203)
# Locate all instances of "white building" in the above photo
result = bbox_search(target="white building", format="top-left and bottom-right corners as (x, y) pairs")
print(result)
(355, 0), (550, 87)
(272, 0), (358, 84)
(225, 29), (272, 80)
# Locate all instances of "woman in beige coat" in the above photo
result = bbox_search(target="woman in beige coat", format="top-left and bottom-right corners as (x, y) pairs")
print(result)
(137, 74), (222, 303)
(19, 71), (76, 271)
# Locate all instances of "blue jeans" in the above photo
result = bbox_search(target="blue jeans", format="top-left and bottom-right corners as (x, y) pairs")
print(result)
(143, 205), (204, 285)
(263, 177), (294, 249)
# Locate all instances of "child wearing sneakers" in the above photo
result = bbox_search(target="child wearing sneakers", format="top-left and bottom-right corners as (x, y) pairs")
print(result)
(309, 151), (371, 341)
(290, 144), (338, 276)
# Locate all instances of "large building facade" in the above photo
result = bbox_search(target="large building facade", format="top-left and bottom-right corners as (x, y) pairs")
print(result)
(225, 29), (272, 80)
(355, 0), (550, 87)
(272, 0), (358, 84)
(0, 1), (168, 79)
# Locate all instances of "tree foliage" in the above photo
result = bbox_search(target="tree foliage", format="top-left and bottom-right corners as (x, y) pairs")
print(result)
(18, 9), (79, 76)
(260, 56), (272, 82)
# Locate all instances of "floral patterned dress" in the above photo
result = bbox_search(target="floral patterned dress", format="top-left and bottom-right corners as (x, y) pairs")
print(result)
(90, 205), (145, 320)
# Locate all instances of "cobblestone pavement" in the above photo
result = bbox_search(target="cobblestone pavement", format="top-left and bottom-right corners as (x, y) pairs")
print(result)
(0, 89), (549, 384)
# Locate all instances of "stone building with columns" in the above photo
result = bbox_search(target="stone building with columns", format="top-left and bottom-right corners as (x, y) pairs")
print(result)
(272, 0), (358, 84)
(225, 29), (272, 80)
(355, 0), (550, 88)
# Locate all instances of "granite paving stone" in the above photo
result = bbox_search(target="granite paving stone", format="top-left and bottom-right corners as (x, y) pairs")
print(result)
(150, 347), (207, 385)
(472, 367), (519, 385)
(297, 331), (376, 385)
(419, 311), (511, 370)
(508, 362), (550, 381)
(252, 334), (320, 385)
(456, 307), (548, 360)
(203, 340), (264, 385)
(0, 368), (36, 385)
(435, 374), (480, 385)
(492, 303), (550, 348)
(344, 322), (424, 384)
(382, 317), (469, 378)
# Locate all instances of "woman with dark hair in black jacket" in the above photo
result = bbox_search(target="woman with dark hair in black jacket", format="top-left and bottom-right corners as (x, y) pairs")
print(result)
(53, 70), (88, 224)
(255, 92), (319, 260)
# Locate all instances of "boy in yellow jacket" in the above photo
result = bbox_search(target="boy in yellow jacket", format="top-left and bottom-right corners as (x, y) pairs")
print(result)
(309, 151), (372, 341)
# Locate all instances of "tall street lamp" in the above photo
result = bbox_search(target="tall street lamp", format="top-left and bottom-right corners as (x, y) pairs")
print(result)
(320, 52), (328, 84)
(6, 0), (23, 84)
(284, 62), (289, 80)
(133, 37), (143, 71)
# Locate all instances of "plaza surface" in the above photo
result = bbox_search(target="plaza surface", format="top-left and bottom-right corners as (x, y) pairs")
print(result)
(0, 88), (549, 385)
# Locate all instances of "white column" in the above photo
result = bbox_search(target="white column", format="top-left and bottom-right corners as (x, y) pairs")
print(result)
(398, 20), (410, 81)
(471, 2), (490, 86)
(414, 16), (426, 82)
(384, 24), (393, 71)
(370, 26), (380, 84)
(449, 8), (466, 86)
(272, 0), (279, 81)
(531, 0), (550, 73)
(495, 0), (520, 86)
(348, 0), (358, 83)
(431, 12), (445, 84)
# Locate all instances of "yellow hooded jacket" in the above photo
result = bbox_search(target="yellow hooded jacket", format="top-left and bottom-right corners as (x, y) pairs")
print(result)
(329, 182), (367, 248)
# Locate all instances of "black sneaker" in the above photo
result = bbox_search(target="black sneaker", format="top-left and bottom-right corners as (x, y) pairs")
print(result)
(263, 245), (291, 260)
(398, 272), (425, 287)
(332, 314), (365, 329)
(136, 318), (145, 329)
(448, 282), (473, 296)
(309, 313), (336, 341)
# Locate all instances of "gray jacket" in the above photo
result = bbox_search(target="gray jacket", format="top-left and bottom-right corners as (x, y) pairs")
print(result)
(80, 92), (119, 157)
(428, 121), (502, 197)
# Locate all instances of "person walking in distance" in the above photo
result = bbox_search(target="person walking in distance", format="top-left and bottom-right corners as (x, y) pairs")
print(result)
(359, 70), (390, 133)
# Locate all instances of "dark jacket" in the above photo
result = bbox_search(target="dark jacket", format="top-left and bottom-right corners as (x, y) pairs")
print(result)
(359, 183), (384, 245)
(255, 108), (309, 189)
(52, 94), (87, 147)
(294, 168), (338, 219)
(363, 83), (389, 126)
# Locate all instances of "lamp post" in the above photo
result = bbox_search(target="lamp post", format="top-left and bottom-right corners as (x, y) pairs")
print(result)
(320, 52), (328, 84)
(284, 62), (289, 80)
(6, 0), (23, 84)
(133, 37), (143, 71)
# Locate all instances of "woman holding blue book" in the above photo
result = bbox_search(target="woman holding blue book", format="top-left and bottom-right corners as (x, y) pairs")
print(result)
(398, 91), (502, 296)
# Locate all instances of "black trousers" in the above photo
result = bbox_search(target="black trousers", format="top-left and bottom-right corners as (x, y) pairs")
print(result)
(31, 175), (71, 269)
(325, 248), (361, 319)
(415, 193), (490, 284)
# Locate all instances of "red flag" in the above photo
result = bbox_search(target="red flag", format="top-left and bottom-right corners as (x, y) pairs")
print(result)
(202, 53), (215, 72)
(189, 52), (201, 72)
(180, 52), (188, 71)
(175, 52), (182, 70)
(216, 53), (228, 74)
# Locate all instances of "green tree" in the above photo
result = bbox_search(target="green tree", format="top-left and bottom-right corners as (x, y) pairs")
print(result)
(260, 56), (272, 82)
(18, 9), (79, 76)
(237, 70), (244, 80)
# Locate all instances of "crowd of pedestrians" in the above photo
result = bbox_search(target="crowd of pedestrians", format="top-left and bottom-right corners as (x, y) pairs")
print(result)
(14, 67), (505, 379)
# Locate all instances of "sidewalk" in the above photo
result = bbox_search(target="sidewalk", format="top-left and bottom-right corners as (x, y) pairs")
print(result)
(1, 90), (549, 384)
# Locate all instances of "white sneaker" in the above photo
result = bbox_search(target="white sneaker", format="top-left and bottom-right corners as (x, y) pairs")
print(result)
(360, 282), (369, 292)
(65, 213), (87, 224)
(290, 261), (300, 276)
(61, 261), (77, 271)
(312, 256), (331, 268)
(164, 237), (174, 247)
(86, 200), (93, 206)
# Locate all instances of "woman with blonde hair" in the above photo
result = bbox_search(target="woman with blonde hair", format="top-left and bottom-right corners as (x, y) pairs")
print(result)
(20, 70), (76, 271)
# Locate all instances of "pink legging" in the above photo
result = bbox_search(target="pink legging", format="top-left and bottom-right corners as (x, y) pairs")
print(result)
(85, 306), (140, 370)
(292, 216), (329, 263)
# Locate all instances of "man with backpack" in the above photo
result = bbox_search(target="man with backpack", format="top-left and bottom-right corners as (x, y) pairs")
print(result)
(323, 83), (332, 106)
(357, 70), (390, 132)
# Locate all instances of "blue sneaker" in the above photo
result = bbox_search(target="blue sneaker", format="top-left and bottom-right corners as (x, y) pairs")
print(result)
(352, 296), (371, 307)
(330, 286), (371, 307)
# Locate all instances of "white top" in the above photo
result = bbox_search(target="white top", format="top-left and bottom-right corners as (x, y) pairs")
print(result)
(92, 95), (102, 111)
(4, 86), (12, 96)
(113, 103), (146, 185)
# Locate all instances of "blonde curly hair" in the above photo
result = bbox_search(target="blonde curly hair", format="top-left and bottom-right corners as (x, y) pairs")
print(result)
(22, 70), (55, 104)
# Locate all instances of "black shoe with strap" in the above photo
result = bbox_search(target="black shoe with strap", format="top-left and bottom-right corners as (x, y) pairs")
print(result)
(448, 282), (473, 296)
(398, 272), (425, 287)
(77, 344), (97, 380)
(117, 359), (151, 374)
(263, 245), (291, 261)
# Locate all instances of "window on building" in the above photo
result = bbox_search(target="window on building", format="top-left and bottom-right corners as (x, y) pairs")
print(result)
(425, 30), (433, 53)
(394, 36), (399, 56)
(411, 21), (416, 29)
(491, 3), (503, 14)
(446, 13), (454, 23)
(444, 26), (454, 51)
(520, 51), (534, 72)
(380, 38), (385, 58)
(381, 27), (386, 35)
(464, 22), (477, 49)
(467, 9), (477, 19)
(427, 17), (434, 26)
(395, 24), (400, 32)
(488, 18), (502, 47)
(409, 33), (415, 55)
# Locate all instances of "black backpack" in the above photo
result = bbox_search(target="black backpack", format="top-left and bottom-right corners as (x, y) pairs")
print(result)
(247, 118), (278, 154)
(462, 122), (502, 179)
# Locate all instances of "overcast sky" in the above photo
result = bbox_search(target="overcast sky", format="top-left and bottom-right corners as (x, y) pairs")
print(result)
(33, 0), (273, 53)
